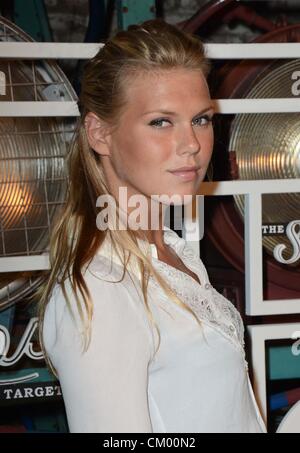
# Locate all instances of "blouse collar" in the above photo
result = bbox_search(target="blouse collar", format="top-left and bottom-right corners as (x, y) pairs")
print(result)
(96, 225), (186, 266)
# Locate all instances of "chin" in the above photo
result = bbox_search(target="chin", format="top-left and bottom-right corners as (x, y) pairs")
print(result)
(150, 187), (198, 206)
(167, 193), (195, 206)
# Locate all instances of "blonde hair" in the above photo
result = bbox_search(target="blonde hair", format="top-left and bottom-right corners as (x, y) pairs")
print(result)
(36, 19), (212, 377)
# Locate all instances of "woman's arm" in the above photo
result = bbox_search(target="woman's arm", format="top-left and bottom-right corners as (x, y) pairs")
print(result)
(42, 272), (155, 433)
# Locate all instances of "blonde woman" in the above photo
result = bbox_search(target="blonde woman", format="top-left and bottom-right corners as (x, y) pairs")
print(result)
(38, 19), (267, 433)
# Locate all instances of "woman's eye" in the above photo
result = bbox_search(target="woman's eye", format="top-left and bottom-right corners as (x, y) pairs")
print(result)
(149, 118), (171, 128)
(149, 115), (214, 128)
(193, 115), (214, 126)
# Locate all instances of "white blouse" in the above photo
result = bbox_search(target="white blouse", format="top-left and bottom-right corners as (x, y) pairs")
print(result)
(43, 225), (267, 433)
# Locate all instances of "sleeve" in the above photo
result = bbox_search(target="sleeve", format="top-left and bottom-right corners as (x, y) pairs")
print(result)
(42, 271), (155, 433)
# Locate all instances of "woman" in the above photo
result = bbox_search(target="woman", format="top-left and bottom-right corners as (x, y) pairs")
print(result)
(38, 19), (267, 433)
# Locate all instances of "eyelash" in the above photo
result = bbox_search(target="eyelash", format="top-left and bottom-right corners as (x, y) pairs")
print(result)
(149, 115), (214, 128)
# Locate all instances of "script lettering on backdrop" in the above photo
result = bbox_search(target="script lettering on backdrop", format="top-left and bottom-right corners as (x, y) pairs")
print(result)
(273, 220), (300, 265)
(0, 317), (44, 385)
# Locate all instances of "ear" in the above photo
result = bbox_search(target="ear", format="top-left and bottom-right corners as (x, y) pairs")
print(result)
(84, 111), (112, 156)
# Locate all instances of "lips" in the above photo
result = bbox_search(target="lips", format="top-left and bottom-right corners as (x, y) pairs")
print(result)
(169, 169), (198, 181)
(170, 166), (200, 172)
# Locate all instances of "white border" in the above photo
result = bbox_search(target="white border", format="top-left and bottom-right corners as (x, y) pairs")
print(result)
(0, 101), (79, 117)
(0, 42), (300, 60)
(0, 254), (50, 272)
(247, 322), (300, 424)
(0, 99), (299, 116)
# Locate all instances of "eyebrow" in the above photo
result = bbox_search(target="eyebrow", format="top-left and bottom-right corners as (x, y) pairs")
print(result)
(142, 105), (215, 117)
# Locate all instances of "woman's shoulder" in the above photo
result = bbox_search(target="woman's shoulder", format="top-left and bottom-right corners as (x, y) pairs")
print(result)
(43, 253), (154, 351)
(45, 255), (141, 323)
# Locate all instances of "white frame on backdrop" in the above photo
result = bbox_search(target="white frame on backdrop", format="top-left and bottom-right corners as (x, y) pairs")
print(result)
(247, 322), (300, 424)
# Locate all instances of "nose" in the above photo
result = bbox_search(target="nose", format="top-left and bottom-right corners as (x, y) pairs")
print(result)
(176, 124), (200, 156)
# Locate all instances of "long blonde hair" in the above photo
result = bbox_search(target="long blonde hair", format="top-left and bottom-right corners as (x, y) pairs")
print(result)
(36, 19), (212, 377)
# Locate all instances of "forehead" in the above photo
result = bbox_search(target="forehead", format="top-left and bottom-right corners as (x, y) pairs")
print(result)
(122, 68), (211, 113)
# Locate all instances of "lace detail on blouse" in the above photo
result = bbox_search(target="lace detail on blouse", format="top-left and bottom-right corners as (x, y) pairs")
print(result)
(149, 232), (247, 366)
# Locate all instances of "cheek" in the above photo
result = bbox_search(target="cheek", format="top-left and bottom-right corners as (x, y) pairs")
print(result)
(112, 133), (164, 181)
(112, 133), (143, 168)
(200, 129), (214, 160)
(131, 134), (172, 168)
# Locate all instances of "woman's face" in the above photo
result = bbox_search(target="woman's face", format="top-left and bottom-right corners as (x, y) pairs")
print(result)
(100, 68), (214, 206)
